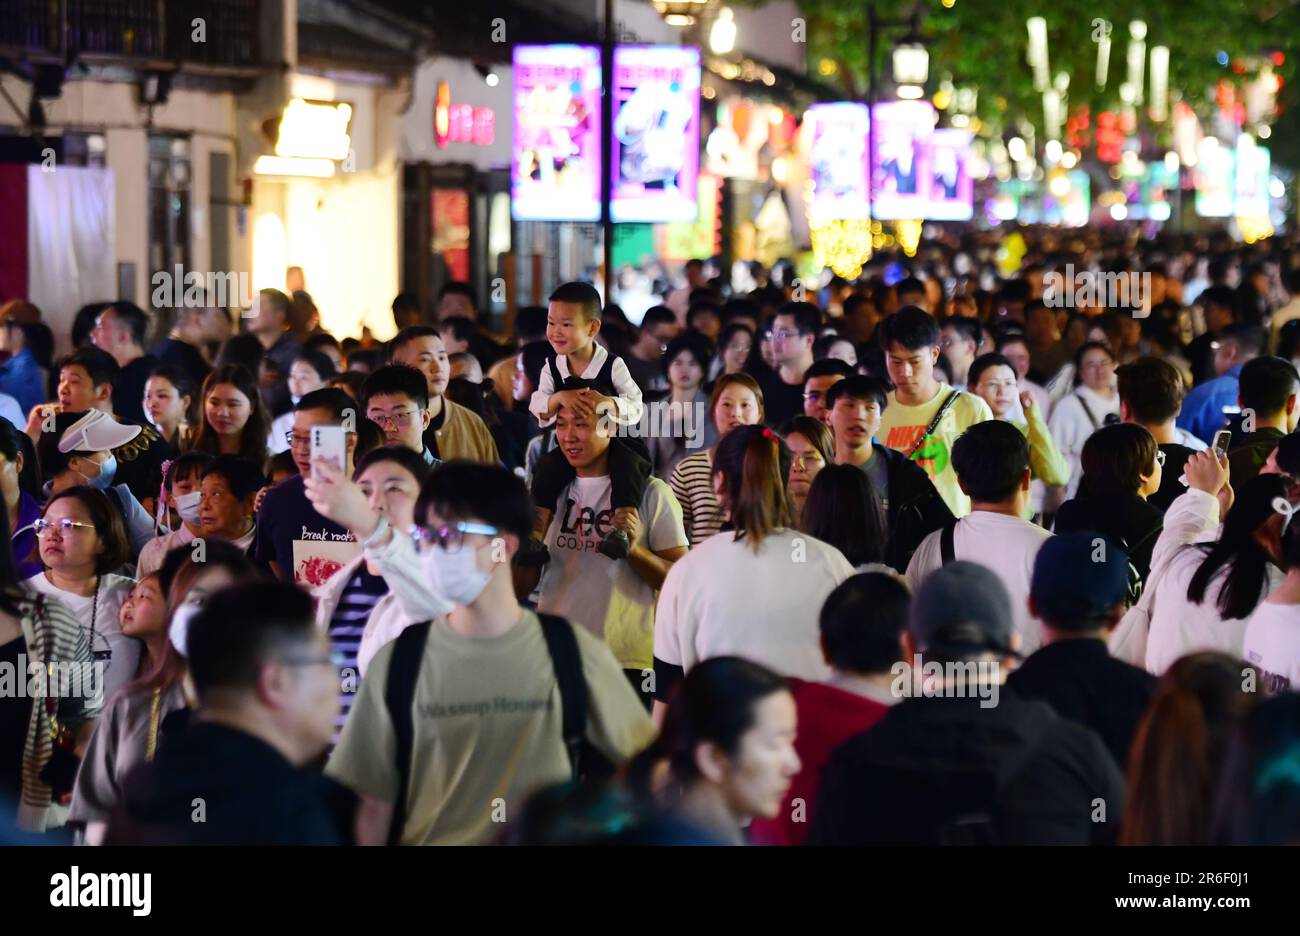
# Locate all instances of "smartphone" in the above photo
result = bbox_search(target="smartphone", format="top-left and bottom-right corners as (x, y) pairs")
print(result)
(310, 425), (346, 478)
(1212, 430), (1233, 460)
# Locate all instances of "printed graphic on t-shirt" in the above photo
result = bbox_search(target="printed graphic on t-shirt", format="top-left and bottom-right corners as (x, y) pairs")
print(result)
(292, 537), (360, 587)
(883, 424), (950, 479)
(1247, 650), (1293, 693)
(555, 493), (616, 554)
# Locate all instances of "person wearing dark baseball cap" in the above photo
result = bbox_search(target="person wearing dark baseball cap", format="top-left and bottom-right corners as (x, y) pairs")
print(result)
(807, 560), (1125, 846)
(1007, 533), (1156, 769)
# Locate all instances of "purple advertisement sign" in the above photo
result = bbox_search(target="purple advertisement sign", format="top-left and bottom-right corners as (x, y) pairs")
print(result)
(870, 100), (936, 220)
(611, 46), (701, 223)
(512, 45), (602, 221)
(807, 102), (870, 223)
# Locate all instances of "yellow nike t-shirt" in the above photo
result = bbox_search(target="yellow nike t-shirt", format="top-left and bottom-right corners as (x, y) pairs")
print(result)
(878, 386), (992, 517)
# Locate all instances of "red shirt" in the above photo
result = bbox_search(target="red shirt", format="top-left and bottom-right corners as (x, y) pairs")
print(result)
(749, 678), (890, 846)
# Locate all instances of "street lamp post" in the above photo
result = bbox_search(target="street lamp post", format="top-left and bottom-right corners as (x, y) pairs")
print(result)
(866, 6), (928, 222)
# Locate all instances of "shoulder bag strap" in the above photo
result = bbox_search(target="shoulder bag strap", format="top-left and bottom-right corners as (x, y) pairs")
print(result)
(1074, 391), (1100, 432)
(384, 620), (433, 846)
(906, 390), (961, 458)
(537, 613), (588, 780)
(939, 518), (959, 565)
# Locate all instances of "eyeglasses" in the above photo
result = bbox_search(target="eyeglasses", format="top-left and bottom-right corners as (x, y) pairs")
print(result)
(411, 521), (501, 554)
(34, 518), (96, 537)
(792, 453), (824, 471)
(771, 329), (803, 341)
(367, 409), (419, 429)
(286, 432), (312, 450)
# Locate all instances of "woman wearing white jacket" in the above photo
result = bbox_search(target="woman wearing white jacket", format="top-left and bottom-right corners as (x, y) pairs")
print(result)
(1049, 342), (1121, 499)
(1125, 451), (1288, 675)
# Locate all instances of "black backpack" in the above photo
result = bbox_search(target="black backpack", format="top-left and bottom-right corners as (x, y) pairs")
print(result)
(382, 613), (597, 845)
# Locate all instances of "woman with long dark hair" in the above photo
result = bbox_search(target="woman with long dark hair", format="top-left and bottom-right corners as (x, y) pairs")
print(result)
(781, 415), (834, 520)
(189, 364), (270, 464)
(142, 365), (197, 452)
(654, 425), (855, 710)
(0, 493), (98, 834)
(1122, 653), (1260, 845)
(1241, 483), (1300, 693)
(1140, 451), (1288, 674)
(799, 464), (888, 567)
(626, 657), (800, 844)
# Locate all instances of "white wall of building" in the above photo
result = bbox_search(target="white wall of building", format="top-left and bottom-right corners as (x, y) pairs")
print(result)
(0, 74), (246, 323)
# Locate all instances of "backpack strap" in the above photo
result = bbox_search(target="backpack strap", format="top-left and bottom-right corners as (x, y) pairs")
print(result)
(594, 348), (618, 397)
(384, 620), (433, 846)
(939, 518), (959, 565)
(906, 390), (961, 459)
(537, 613), (588, 779)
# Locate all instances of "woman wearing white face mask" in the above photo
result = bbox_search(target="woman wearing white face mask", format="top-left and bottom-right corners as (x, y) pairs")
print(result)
(36, 410), (156, 558)
(136, 452), (214, 577)
(310, 447), (431, 737)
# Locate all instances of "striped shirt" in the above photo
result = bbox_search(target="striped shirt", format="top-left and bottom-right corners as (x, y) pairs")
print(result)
(669, 451), (724, 546)
(329, 567), (388, 741)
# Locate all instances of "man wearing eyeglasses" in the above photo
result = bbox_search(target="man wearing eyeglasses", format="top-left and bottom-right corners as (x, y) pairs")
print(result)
(388, 326), (499, 464)
(322, 463), (654, 845)
(106, 583), (350, 845)
(361, 365), (438, 465)
(757, 302), (821, 428)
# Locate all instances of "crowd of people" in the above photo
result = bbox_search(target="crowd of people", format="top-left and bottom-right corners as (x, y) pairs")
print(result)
(3, 225), (1300, 845)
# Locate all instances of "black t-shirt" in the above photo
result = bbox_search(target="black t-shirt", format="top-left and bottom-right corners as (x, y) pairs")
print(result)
(254, 474), (357, 585)
(150, 337), (211, 389)
(0, 634), (27, 800)
(756, 368), (806, 428)
(112, 422), (174, 509)
(1150, 442), (1197, 512)
(114, 355), (159, 426)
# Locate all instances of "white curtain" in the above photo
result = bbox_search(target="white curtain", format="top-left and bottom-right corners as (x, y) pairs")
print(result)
(26, 165), (116, 355)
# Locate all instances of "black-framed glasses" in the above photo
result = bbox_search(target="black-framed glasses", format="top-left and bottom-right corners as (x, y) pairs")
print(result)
(411, 521), (500, 554)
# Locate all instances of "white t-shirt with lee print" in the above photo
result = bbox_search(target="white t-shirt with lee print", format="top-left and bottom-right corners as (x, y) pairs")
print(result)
(537, 474), (687, 671)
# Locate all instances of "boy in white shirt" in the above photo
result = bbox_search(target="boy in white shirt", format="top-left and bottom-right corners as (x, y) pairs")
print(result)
(525, 282), (651, 564)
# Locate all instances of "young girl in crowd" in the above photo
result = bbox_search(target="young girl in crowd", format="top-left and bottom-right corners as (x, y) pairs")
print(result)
(799, 465), (888, 568)
(143, 365), (197, 453)
(68, 572), (181, 842)
(710, 323), (755, 383)
(0, 495), (96, 834)
(1122, 653), (1261, 845)
(626, 657), (800, 845)
(190, 364), (270, 465)
(781, 416), (834, 520)
(137, 452), (213, 577)
(25, 487), (136, 703)
(654, 425), (855, 706)
(1054, 422), (1165, 582)
(1049, 341), (1120, 499)
(645, 335), (715, 482)
(668, 373), (764, 546)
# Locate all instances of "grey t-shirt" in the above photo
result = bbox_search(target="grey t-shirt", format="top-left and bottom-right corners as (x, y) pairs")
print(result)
(857, 447), (891, 512)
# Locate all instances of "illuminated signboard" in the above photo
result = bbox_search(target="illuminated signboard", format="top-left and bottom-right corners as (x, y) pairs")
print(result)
(275, 98), (352, 160)
(925, 128), (974, 221)
(1234, 136), (1270, 217)
(512, 44), (603, 222)
(1195, 138), (1235, 218)
(806, 102), (870, 224)
(435, 81), (496, 149)
(611, 45), (702, 223)
(870, 100), (934, 220)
